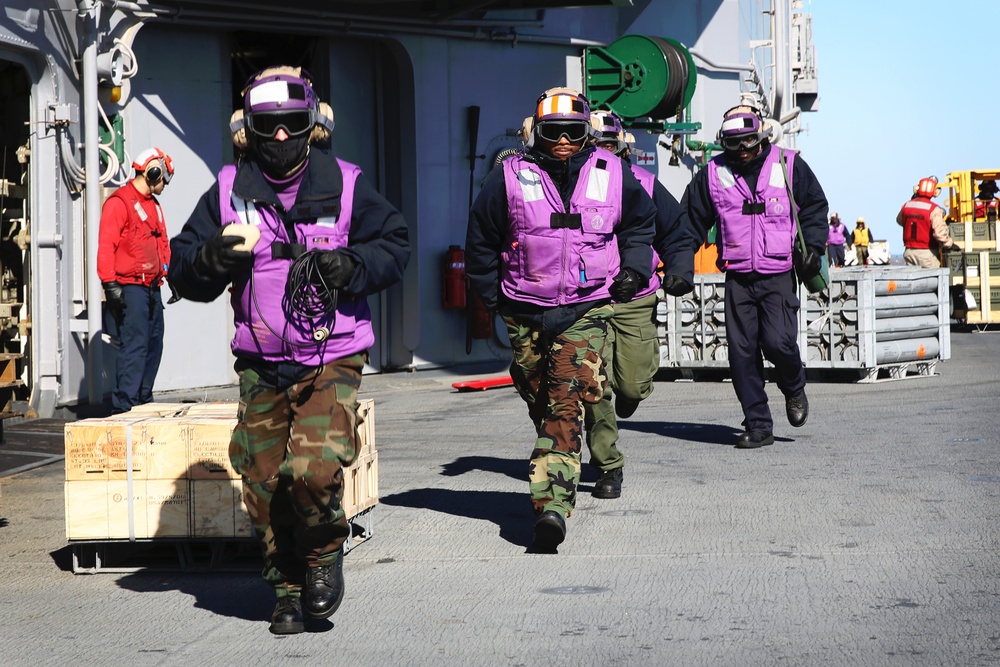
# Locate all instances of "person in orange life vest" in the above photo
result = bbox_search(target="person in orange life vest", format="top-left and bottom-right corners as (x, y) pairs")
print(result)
(826, 212), (847, 268)
(851, 218), (871, 266)
(896, 176), (955, 268)
(97, 147), (176, 414)
(582, 110), (695, 500)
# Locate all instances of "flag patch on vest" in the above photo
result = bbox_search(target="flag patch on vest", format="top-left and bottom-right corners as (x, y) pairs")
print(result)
(717, 166), (735, 189)
(585, 166), (610, 202)
(769, 163), (786, 189)
(517, 169), (544, 203)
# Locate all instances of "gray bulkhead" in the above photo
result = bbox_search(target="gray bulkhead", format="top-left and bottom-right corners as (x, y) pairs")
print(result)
(0, 0), (814, 416)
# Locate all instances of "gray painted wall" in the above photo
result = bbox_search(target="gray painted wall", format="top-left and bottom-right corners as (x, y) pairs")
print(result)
(0, 0), (805, 414)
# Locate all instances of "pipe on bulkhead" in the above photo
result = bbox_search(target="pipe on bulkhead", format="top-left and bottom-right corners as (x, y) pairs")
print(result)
(78, 0), (104, 405)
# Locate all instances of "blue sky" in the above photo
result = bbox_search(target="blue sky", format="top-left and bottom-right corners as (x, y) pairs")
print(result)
(796, 1), (998, 248)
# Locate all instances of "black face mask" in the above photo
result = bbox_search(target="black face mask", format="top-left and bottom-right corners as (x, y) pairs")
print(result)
(252, 134), (310, 178)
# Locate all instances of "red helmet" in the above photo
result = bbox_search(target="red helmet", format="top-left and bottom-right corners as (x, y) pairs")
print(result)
(132, 147), (174, 184)
(916, 176), (939, 198)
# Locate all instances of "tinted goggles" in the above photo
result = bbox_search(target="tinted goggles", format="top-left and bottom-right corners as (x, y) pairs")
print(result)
(720, 132), (764, 152)
(245, 110), (315, 138)
(536, 122), (590, 144)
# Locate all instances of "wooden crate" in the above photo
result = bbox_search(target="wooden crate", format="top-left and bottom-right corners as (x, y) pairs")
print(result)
(181, 402), (239, 418)
(343, 451), (379, 519)
(125, 403), (189, 417)
(65, 415), (237, 481)
(64, 417), (163, 481)
(357, 397), (375, 457)
(65, 417), (192, 482)
(65, 399), (378, 541)
(190, 479), (252, 538)
(185, 418), (239, 480)
(65, 479), (191, 540)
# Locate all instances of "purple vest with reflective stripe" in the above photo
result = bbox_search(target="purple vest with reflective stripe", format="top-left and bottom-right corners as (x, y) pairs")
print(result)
(218, 160), (374, 364)
(707, 147), (796, 274)
(630, 164), (661, 300)
(500, 149), (623, 307)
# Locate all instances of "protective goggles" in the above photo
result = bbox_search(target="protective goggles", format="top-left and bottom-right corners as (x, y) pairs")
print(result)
(245, 109), (315, 138)
(720, 132), (764, 152)
(536, 122), (590, 144)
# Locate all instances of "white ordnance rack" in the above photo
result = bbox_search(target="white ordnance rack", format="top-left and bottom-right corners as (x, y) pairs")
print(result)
(657, 267), (951, 383)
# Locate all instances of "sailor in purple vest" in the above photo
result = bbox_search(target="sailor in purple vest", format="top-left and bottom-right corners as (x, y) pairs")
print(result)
(168, 66), (409, 634)
(583, 110), (696, 500)
(683, 104), (828, 449)
(827, 212), (847, 268)
(466, 87), (655, 552)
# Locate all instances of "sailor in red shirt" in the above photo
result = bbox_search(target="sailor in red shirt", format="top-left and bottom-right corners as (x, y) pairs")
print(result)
(97, 147), (175, 413)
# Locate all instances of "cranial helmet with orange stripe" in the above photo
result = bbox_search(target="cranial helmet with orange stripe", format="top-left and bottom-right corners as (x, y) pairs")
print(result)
(520, 87), (595, 149)
(132, 147), (174, 185)
(914, 176), (941, 198)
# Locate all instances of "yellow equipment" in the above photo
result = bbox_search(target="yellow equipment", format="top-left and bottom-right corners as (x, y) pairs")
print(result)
(941, 169), (1000, 228)
(939, 169), (1000, 327)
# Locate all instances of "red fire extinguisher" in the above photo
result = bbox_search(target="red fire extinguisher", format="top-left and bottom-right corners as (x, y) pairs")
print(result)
(442, 245), (467, 310)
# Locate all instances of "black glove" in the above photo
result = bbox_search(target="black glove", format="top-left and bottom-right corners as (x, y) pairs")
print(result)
(661, 274), (694, 297)
(194, 230), (254, 277)
(103, 281), (125, 325)
(609, 268), (641, 303)
(166, 282), (182, 305)
(314, 250), (357, 290)
(799, 248), (824, 280)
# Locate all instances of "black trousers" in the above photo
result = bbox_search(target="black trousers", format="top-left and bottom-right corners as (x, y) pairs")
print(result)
(724, 270), (806, 432)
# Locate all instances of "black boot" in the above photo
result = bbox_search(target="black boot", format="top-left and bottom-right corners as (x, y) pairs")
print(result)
(615, 397), (640, 419)
(532, 510), (566, 553)
(269, 596), (305, 635)
(786, 391), (809, 427)
(736, 430), (774, 449)
(592, 468), (623, 499)
(304, 550), (345, 620)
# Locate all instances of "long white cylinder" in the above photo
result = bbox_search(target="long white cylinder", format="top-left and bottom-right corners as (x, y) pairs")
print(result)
(875, 337), (940, 364)
(876, 315), (940, 341)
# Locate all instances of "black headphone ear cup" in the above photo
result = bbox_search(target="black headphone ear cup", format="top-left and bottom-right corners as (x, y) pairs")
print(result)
(146, 165), (162, 184)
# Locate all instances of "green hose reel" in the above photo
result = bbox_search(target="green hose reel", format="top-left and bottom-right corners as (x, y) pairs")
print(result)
(584, 34), (698, 128)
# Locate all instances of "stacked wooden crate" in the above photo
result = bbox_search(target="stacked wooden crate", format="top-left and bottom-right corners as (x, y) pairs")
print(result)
(949, 220), (1000, 324)
(65, 399), (377, 541)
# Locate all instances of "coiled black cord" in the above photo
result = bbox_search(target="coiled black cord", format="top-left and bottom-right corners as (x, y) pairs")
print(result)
(285, 249), (339, 319)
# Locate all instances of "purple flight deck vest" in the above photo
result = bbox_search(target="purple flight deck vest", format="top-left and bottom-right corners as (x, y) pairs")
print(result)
(707, 147), (797, 274)
(629, 164), (661, 300)
(501, 149), (623, 307)
(218, 160), (373, 365)
(828, 222), (846, 246)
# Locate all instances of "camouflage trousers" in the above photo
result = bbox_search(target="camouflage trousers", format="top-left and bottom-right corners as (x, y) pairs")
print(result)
(503, 305), (612, 518)
(584, 292), (660, 471)
(230, 353), (365, 597)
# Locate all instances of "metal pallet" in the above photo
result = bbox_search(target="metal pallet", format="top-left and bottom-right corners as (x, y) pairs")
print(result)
(70, 506), (376, 574)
